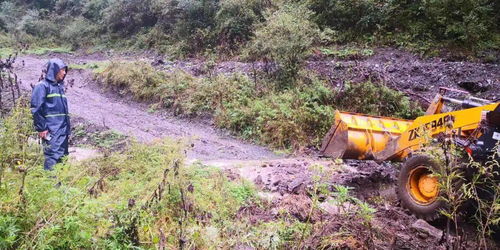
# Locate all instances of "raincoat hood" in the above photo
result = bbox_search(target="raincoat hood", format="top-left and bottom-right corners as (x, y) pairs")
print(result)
(45, 58), (67, 83)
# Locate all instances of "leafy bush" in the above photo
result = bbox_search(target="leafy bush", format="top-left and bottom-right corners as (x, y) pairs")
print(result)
(337, 81), (423, 119)
(215, 74), (336, 149)
(81, 0), (110, 21)
(103, 0), (157, 36)
(0, 101), (43, 186)
(99, 61), (257, 116)
(307, 0), (499, 49)
(98, 61), (170, 99)
(60, 17), (99, 49)
(0, 2), (22, 32)
(307, 0), (383, 37)
(99, 61), (203, 114)
(245, 3), (320, 87)
(215, 0), (265, 52)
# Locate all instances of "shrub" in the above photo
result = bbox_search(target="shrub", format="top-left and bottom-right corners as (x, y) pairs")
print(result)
(170, 0), (220, 54)
(80, 0), (110, 21)
(245, 3), (320, 88)
(99, 61), (198, 114)
(215, 74), (336, 149)
(307, 0), (498, 49)
(60, 17), (99, 49)
(336, 81), (423, 119)
(421, 0), (496, 46)
(215, 0), (265, 52)
(307, 0), (383, 36)
(103, 0), (158, 36)
(54, 0), (85, 16)
(0, 2), (22, 32)
(0, 100), (43, 186)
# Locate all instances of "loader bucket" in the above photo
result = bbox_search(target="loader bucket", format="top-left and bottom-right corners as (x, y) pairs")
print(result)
(320, 111), (413, 160)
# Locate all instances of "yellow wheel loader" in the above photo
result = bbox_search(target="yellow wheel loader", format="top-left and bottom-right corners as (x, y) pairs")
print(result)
(321, 87), (500, 220)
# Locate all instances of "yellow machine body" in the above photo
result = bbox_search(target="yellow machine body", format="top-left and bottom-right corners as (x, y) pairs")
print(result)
(321, 93), (500, 161)
(320, 111), (412, 160)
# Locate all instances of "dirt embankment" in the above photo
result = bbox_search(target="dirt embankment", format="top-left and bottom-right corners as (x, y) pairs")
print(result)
(154, 48), (499, 104)
(308, 48), (500, 105)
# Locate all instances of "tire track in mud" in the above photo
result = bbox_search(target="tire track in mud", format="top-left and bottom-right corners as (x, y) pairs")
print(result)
(14, 55), (278, 161)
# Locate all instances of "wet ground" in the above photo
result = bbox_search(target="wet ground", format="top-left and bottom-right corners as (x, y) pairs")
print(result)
(217, 157), (484, 249)
(11, 49), (499, 249)
(151, 48), (500, 104)
(13, 55), (277, 162)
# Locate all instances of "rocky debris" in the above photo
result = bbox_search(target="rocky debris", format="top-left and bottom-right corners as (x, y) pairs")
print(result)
(411, 219), (444, 240)
(457, 80), (491, 94)
(236, 203), (276, 224)
(287, 177), (306, 194)
(233, 244), (254, 250)
(68, 147), (101, 162)
(254, 175), (264, 185)
(250, 158), (398, 200)
(308, 48), (500, 102)
(149, 48), (500, 102)
(70, 116), (129, 152)
(374, 207), (447, 249)
(277, 194), (317, 222)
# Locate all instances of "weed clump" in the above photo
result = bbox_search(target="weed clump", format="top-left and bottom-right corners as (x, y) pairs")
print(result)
(216, 74), (336, 149)
(0, 100), (42, 185)
(337, 81), (424, 119)
(245, 3), (320, 87)
(98, 61), (255, 116)
(98, 62), (422, 150)
(0, 132), (261, 248)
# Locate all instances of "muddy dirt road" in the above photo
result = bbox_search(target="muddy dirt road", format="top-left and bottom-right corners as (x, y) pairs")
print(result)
(14, 55), (277, 161)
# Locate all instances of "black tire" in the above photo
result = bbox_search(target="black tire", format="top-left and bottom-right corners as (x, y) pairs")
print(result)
(397, 154), (445, 221)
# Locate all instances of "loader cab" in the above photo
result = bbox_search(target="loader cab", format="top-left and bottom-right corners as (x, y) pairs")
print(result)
(470, 104), (500, 161)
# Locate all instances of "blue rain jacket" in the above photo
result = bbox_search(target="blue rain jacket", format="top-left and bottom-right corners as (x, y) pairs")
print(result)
(31, 58), (71, 136)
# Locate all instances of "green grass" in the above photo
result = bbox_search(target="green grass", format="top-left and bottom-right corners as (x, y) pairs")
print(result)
(317, 46), (374, 59)
(0, 48), (15, 59)
(24, 47), (73, 55)
(90, 130), (126, 149)
(69, 61), (110, 74)
(1, 46), (72, 59)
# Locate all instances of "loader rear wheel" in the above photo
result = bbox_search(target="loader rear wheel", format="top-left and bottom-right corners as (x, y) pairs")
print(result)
(397, 154), (444, 220)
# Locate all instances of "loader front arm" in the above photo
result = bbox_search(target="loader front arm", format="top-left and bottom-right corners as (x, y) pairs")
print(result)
(375, 103), (500, 161)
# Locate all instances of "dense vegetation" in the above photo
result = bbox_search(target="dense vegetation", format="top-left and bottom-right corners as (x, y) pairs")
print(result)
(97, 61), (422, 150)
(1, 1), (499, 248)
(0, 103), (382, 249)
(0, 0), (498, 56)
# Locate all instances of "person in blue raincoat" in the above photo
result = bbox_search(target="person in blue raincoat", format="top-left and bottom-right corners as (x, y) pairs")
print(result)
(31, 58), (71, 170)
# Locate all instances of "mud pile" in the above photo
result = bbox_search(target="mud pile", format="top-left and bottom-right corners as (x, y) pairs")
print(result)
(155, 48), (499, 103)
(309, 48), (500, 102)
(224, 158), (493, 249)
(239, 158), (397, 198)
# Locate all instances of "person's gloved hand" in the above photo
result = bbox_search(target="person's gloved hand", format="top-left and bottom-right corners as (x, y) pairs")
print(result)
(39, 130), (49, 139)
